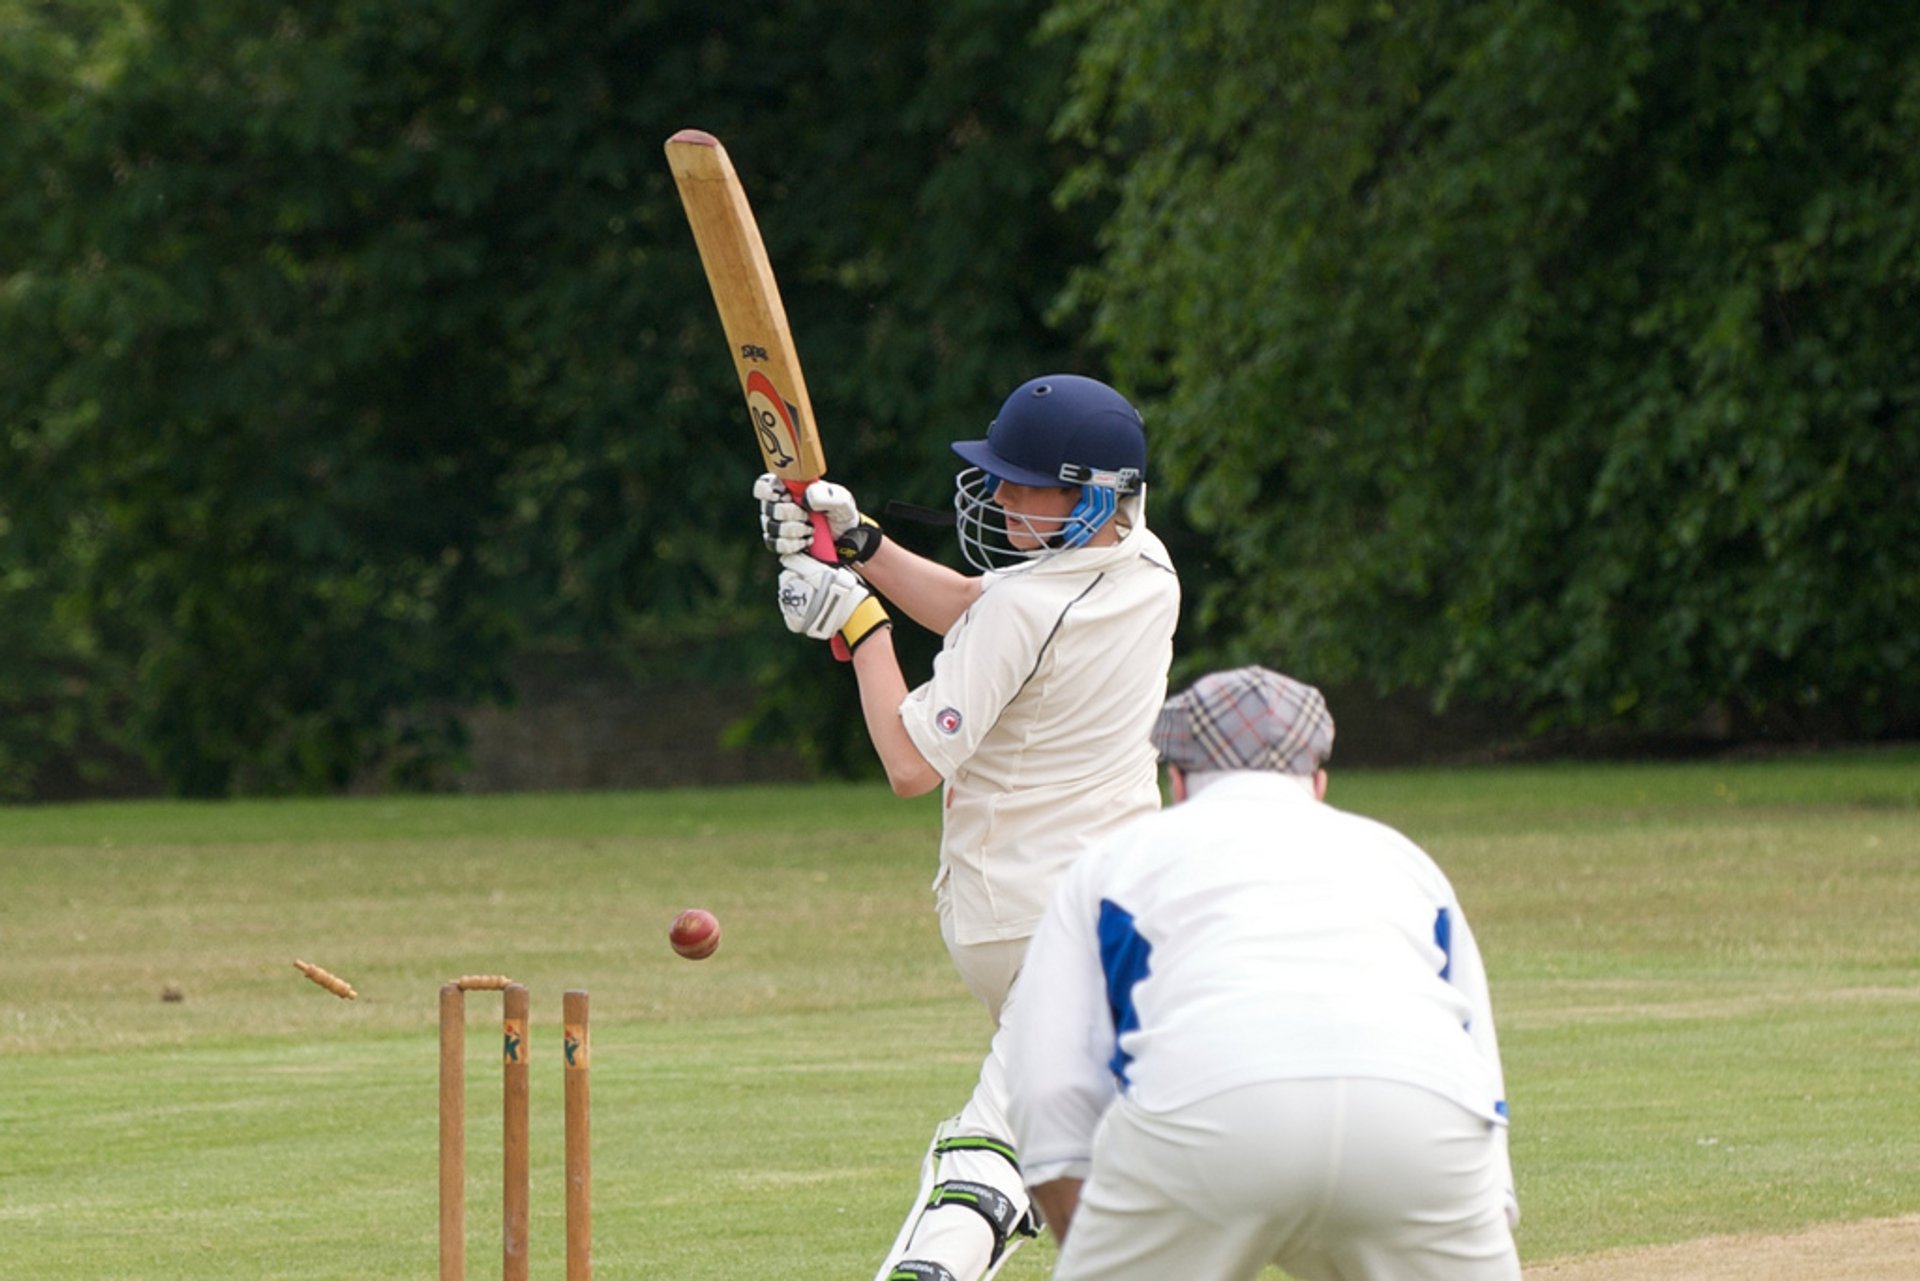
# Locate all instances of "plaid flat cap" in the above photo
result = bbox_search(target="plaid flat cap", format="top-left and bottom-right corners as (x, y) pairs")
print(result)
(1150, 667), (1335, 776)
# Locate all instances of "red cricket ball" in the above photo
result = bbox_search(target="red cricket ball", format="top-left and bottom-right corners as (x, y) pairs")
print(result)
(668, 908), (722, 961)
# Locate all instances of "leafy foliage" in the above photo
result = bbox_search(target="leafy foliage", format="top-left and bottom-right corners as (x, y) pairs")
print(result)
(0, 0), (117, 796)
(0, 0), (1099, 794)
(6, 0), (1916, 797)
(1054, 0), (1920, 738)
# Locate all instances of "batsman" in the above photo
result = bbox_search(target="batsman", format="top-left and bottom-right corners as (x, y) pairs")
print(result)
(759, 374), (1180, 1281)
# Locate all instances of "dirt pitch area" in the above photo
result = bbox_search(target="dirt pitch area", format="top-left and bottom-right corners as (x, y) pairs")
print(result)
(1528, 1214), (1920, 1279)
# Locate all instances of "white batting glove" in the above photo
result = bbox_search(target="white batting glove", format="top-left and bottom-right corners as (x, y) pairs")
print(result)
(777, 554), (890, 652)
(754, 474), (884, 564)
(754, 473), (816, 556)
(808, 480), (886, 564)
(800, 480), (861, 537)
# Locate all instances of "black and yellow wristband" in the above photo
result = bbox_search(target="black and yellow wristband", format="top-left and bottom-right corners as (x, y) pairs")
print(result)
(838, 595), (891, 652)
(834, 515), (884, 565)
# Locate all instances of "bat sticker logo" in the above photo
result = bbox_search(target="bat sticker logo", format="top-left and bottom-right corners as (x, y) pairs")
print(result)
(745, 369), (799, 469)
(740, 344), (770, 362)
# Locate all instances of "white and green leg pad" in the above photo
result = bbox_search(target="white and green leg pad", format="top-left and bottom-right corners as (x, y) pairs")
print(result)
(875, 1120), (1041, 1281)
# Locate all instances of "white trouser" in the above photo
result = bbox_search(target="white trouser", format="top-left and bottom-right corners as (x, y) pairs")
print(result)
(1055, 1078), (1522, 1281)
(937, 885), (1027, 1024)
(934, 880), (1029, 1159)
(870, 895), (1035, 1281)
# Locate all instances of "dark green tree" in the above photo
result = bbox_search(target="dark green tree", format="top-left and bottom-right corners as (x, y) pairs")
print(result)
(1055, 0), (1920, 739)
(0, 0), (116, 797)
(0, 0), (1103, 794)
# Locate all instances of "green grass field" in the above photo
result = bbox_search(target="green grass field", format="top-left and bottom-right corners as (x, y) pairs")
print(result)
(3, 752), (1917, 1278)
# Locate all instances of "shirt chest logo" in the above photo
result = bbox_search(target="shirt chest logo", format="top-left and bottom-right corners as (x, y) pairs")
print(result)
(936, 707), (963, 734)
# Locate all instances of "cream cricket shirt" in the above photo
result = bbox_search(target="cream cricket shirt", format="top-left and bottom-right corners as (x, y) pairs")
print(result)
(899, 520), (1179, 946)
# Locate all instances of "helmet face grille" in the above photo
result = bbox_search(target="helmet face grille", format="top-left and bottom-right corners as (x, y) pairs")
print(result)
(952, 468), (1120, 572)
(954, 468), (1047, 572)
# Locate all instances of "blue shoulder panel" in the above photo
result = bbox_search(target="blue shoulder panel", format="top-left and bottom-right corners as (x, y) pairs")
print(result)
(1097, 899), (1153, 1089)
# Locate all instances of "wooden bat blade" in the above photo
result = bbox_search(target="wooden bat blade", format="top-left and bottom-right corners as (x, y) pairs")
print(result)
(665, 129), (828, 484)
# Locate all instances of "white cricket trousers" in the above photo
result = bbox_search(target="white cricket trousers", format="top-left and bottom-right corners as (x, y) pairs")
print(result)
(868, 890), (1036, 1281)
(1054, 1078), (1522, 1281)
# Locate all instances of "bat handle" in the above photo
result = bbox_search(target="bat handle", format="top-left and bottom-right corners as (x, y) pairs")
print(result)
(785, 479), (854, 663)
(783, 479), (840, 566)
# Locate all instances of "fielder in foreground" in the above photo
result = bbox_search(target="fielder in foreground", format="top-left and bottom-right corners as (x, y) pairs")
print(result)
(1005, 668), (1520, 1281)
(760, 374), (1179, 1281)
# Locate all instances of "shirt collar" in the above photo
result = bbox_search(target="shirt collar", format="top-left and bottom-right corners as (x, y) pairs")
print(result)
(990, 513), (1157, 580)
(1182, 770), (1319, 804)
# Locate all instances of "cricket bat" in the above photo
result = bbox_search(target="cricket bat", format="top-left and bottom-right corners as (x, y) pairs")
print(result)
(664, 129), (838, 571)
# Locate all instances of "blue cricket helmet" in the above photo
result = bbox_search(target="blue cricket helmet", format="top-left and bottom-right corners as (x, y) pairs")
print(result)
(951, 375), (1147, 493)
